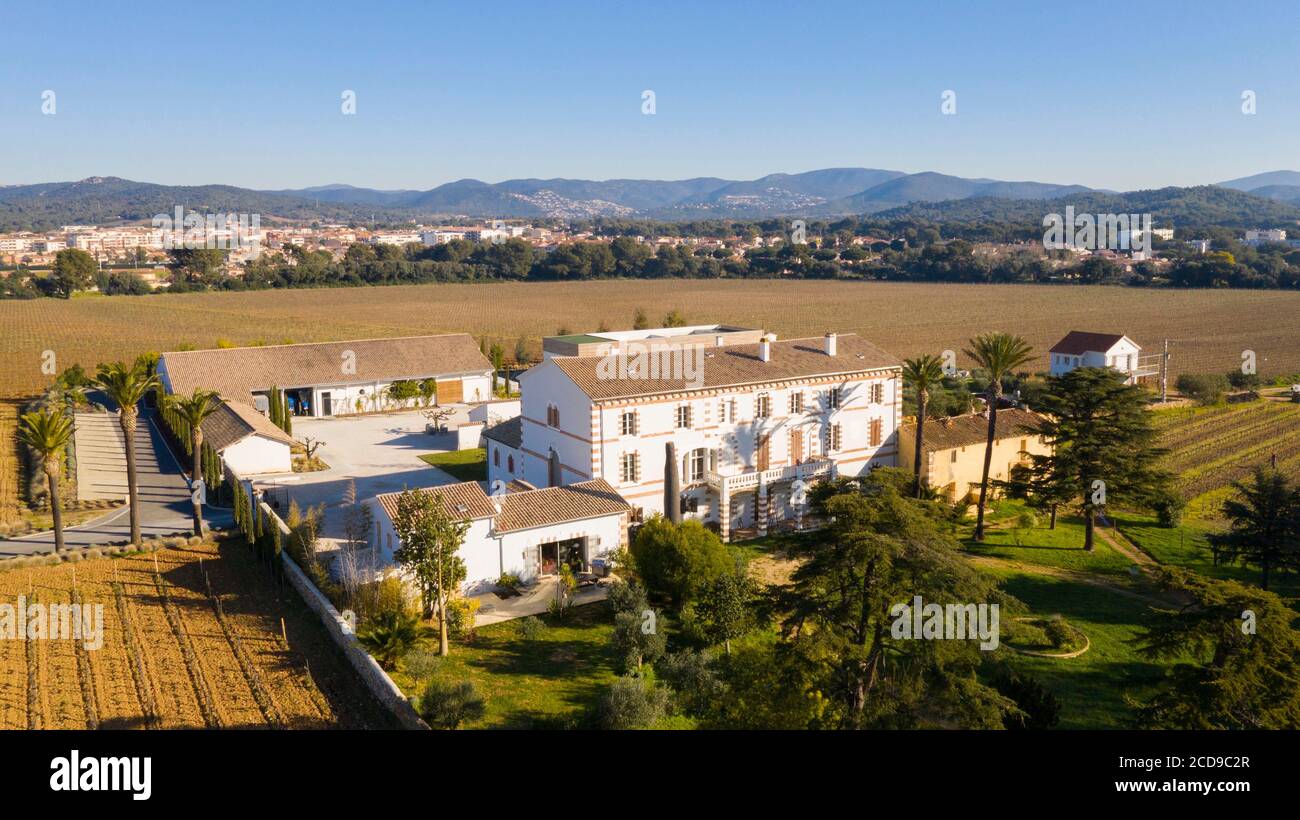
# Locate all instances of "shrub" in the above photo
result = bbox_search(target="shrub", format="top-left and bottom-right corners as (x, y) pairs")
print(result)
(402, 650), (441, 683)
(1044, 617), (1074, 649)
(356, 610), (429, 670)
(1152, 489), (1187, 528)
(417, 678), (486, 729)
(597, 676), (671, 730)
(630, 516), (732, 606)
(497, 572), (521, 591)
(444, 597), (479, 640)
(612, 608), (666, 674)
(1227, 371), (1261, 391)
(606, 580), (649, 615)
(354, 573), (415, 625)
(656, 650), (724, 715)
(1175, 373), (1230, 405)
(515, 615), (544, 641)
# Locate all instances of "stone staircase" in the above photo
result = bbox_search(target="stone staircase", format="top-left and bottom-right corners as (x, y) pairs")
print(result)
(73, 412), (161, 501)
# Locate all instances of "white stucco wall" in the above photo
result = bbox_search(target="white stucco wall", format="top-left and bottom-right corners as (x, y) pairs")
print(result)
(368, 499), (624, 594)
(301, 372), (492, 417)
(1050, 338), (1141, 380)
(461, 375), (492, 404)
(517, 362), (594, 488)
(487, 441), (524, 486)
(221, 435), (292, 475)
(470, 399), (521, 424)
(594, 372), (900, 520)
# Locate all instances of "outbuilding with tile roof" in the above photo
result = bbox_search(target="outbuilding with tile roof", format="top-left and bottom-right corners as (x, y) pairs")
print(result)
(202, 399), (297, 475)
(158, 334), (494, 418)
(368, 478), (630, 593)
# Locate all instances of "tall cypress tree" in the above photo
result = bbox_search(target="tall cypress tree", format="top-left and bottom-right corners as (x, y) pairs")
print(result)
(268, 386), (283, 429)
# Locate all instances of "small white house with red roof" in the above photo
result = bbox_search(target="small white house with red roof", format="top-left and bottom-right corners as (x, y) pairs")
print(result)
(1048, 331), (1154, 385)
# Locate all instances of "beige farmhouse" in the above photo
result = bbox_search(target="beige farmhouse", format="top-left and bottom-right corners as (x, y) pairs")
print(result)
(897, 408), (1051, 502)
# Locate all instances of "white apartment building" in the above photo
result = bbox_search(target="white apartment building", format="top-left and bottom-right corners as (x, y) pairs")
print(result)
(0, 236), (33, 253)
(1245, 229), (1288, 245)
(486, 325), (903, 541)
(369, 232), (422, 246)
(1048, 330), (1156, 385)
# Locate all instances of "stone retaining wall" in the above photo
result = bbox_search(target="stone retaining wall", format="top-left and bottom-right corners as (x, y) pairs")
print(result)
(258, 498), (428, 730)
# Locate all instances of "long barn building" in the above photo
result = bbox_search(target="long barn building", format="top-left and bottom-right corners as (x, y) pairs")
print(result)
(158, 334), (493, 418)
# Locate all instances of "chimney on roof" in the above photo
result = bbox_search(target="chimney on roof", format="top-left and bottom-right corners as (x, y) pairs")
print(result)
(824, 331), (837, 357)
(759, 334), (772, 363)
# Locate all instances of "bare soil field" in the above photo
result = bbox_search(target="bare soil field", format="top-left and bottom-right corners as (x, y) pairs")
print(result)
(3, 281), (1299, 397)
(0, 536), (396, 729)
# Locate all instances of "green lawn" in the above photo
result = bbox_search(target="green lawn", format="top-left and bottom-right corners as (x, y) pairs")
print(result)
(419, 448), (487, 482)
(979, 565), (1169, 729)
(727, 529), (818, 565)
(960, 500), (1133, 575)
(1113, 512), (1300, 600)
(393, 602), (618, 729)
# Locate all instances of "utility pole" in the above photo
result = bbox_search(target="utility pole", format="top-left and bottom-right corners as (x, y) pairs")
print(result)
(1160, 339), (1169, 403)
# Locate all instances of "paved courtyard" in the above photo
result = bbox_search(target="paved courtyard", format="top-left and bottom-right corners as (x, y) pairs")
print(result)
(252, 409), (473, 543)
(471, 576), (612, 626)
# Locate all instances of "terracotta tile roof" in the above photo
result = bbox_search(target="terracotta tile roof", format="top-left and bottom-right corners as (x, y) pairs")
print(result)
(160, 334), (491, 405)
(898, 408), (1046, 453)
(482, 415), (522, 449)
(494, 478), (630, 533)
(374, 481), (497, 525)
(201, 400), (296, 452)
(1049, 331), (1130, 355)
(548, 333), (900, 401)
(373, 478), (629, 534)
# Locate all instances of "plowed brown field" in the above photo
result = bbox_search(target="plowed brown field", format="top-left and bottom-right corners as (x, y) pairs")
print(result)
(0, 537), (396, 729)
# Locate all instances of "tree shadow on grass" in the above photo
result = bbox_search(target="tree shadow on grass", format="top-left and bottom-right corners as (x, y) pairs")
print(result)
(456, 603), (617, 725)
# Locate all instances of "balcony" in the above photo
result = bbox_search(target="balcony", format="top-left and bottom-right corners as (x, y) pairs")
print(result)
(705, 458), (834, 494)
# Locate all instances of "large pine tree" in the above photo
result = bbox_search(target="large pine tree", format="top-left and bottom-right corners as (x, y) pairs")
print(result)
(1021, 367), (1170, 551)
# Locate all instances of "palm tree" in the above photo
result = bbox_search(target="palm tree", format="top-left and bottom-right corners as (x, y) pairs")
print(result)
(902, 354), (947, 499)
(95, 360), (160, 545)
(17, 408), (75, 552)
(168, 389), (222, 536)
(963, 333), (1035, 541)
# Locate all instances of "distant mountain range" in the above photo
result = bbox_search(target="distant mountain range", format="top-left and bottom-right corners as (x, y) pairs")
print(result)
(258, 167), (1099, 221)
(1216, 170), (1300, 206)
(3, 168), (1300, 231)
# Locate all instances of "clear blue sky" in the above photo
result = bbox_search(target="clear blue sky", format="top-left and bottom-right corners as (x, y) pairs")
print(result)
(2, 0), (1298, 191)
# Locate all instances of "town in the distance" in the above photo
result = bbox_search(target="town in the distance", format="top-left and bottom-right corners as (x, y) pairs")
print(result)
(3, 1), (1300, 755)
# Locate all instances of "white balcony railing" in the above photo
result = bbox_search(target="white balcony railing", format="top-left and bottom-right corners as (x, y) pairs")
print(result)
(706, 458), (834, 494)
